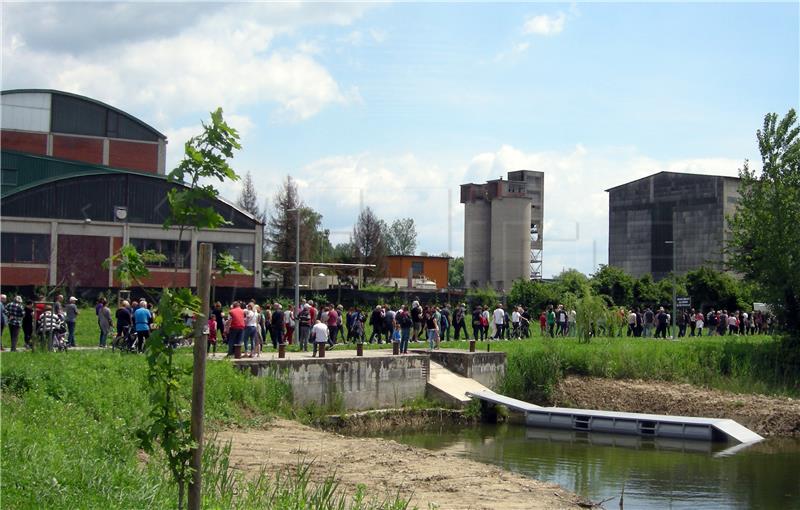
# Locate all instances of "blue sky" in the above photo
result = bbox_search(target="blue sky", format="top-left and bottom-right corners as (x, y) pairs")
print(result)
(3, 2), (798, 277)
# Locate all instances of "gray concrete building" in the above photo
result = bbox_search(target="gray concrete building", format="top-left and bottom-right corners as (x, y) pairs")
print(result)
(606, 171), (741, 281)
(460, 170), (544, 290)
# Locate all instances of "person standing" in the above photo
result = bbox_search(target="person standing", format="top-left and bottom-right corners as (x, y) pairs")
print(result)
(0, 294), (6, 350)
(369, 305), (384, 344)
(98, 301), (113, 348)
(283, 304), (295, 345)
(212, 302), (226, 345)
(243, 303), (258, 357)
(411, 301), (423, 342)
(133, 299), (152, 352)
(54, 294), (64, 315)
(207, 313), (218, 355)
(492, 304), (505, 340)
(227, 302), (245, 356)
(311, 318), (328, 357)
(326, 304), (339, 349)
(65, 297), (79, 347)
(298, 304), (311, 352)
(22, 300), (34, 350)
(397, 305), (412, 353)
(384, 305), (396, 343)
(643, 307), (655, 338)
(115, 300), (132, 348)
(440, 304), (451, 342)
(424, 306), (439, 350)
(695, 310), (705, 337)
(270, 303), (284, 350)
(511, 306), (521, 339)
(453, 304), (467, 340)
(654, 307), (668, 339)
(6, 296), (24, 351)
(546, 306), (556, 338)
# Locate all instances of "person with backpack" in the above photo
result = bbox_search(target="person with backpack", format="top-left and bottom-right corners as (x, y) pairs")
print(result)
(297, 304), (311, 352)
(410, 301), (423, 342)
(369, 305), (384, 343)
(471, 305), (483, 340)
(383, 305), (396, 343)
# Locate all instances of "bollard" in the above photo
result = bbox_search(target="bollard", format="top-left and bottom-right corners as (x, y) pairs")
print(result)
(356, 343), (364, 357)
(319, 342), (326, 358)
(469, 339), (476, 352)
(234, 344), (242, 359)
(278, 343), (286, 358)
(392, 341), (400, 355)
(487, 342), (491, 352)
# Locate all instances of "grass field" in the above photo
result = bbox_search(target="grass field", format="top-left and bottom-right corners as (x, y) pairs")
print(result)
(0, 351), (413, 509)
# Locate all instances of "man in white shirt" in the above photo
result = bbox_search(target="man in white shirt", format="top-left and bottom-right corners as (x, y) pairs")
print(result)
(511, 307), (521, 339)
(493, 304), (505, 340)
(312, 319), (329, 357)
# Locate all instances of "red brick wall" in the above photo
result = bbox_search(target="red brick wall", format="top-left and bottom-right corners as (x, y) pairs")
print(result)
(52, 135), (103, 164)
(139, 271), (191, 288)
(0, 265), (49, 286)
(1, 130), (47, 155)
(109, 140), (158, 174)
(215, 274), (255, 288)
(57, 235), (110, 287)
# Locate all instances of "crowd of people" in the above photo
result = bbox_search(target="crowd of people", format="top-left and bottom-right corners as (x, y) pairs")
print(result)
(0, 292), (778, 352)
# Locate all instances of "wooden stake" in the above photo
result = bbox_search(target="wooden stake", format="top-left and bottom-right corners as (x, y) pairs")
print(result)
(188, 243), (212, 510)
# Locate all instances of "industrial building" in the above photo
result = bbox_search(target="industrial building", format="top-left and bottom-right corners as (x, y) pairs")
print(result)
(606, 171), (741, 281)
(460, 170), (543, 291)
(0, 89), (262, 292)
(385, 254), (450, 290)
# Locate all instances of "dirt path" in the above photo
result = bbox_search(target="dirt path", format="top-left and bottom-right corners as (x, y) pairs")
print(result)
(554, 376), (800, 436)
(218, 419), (582, 510)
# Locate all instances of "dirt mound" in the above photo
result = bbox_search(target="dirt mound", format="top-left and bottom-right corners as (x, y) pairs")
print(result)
(554, 376), (800, 437)
(218, 419), (582, 509)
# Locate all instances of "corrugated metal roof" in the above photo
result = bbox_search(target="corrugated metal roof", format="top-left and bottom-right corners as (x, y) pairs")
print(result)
(1, 89), (167, 140)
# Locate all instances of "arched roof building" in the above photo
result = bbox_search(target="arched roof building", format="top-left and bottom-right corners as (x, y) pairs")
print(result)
(0, 90), (262, 291)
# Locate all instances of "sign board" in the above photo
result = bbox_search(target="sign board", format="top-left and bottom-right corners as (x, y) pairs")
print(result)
(676, 297), (691, 308)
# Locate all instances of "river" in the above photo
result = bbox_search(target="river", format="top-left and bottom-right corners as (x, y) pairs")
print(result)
(369, 423), (800, 509)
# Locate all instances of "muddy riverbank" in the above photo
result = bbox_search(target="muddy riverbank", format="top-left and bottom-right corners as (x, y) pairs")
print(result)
(218, 419), (583, 509)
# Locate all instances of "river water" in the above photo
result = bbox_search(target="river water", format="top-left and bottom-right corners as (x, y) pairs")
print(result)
(371, 423), (800, 509)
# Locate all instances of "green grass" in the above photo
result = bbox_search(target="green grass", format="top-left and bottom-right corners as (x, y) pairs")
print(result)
(0, 351), (411, 509)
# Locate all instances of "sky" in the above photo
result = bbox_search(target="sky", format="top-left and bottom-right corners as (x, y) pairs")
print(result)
(2, 1), (798, 277)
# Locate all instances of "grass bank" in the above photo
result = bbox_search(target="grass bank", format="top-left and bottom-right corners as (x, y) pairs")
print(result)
(0, 351), (411, 509)
(491, 335), (799, 404)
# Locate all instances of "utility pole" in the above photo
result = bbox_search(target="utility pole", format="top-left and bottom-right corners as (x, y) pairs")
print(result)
(188, 243), (212, 510)
(665, 240), (677, 338)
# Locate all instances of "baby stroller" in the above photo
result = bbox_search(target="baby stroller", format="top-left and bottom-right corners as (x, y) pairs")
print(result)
(38, 312), (68, 352)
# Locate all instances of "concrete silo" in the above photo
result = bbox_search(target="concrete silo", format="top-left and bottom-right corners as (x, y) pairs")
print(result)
(460, 170), (544, 291)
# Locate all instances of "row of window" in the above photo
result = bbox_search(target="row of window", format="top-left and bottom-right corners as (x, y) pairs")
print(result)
(0, 233), (254, 270)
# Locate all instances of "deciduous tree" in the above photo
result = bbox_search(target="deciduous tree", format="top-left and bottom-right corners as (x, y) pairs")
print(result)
(729, 109), (800, 339)
(352, 206), (387, 278)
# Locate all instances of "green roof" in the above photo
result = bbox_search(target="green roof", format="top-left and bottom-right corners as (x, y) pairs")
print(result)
(1, 150), (167, 199)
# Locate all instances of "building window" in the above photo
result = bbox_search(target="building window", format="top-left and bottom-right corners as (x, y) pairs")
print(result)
(213, 243), (254, 271)
(130, 238), (190, 268)
(411, 261), (424, 276)
(1, 233), (49, 263)
(2, 168), (18, 186)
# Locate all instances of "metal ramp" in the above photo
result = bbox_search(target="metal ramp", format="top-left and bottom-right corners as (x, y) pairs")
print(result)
(467, 389), (763, 445)
(427, 361), (492, 404)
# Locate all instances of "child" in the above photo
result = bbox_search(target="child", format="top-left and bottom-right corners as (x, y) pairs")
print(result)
(207, 313), (217, 354)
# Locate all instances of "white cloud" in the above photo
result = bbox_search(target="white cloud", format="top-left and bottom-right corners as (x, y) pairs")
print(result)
(2, 3), (370, 125)
(523, 12), (567, 36)
(494, 42), (530, 62)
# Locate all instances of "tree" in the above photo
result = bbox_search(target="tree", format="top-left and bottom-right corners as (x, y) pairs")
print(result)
(236, 171), (264, 221)
(448, 256), (464, 288)
(554, 269), (589, 299)
(509, 278), (559, 312)
(151, 108), (242, 510)
(729, 109), (800, 338)
(632, 274), (659, 306)
(385, 218), (417, 255)
(164, 108), (241, 275)
(590, 264), (634, 307)
(352, 206), (387, 278)
(684, 266), (742, 311)
(265, 176), (327, 285)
